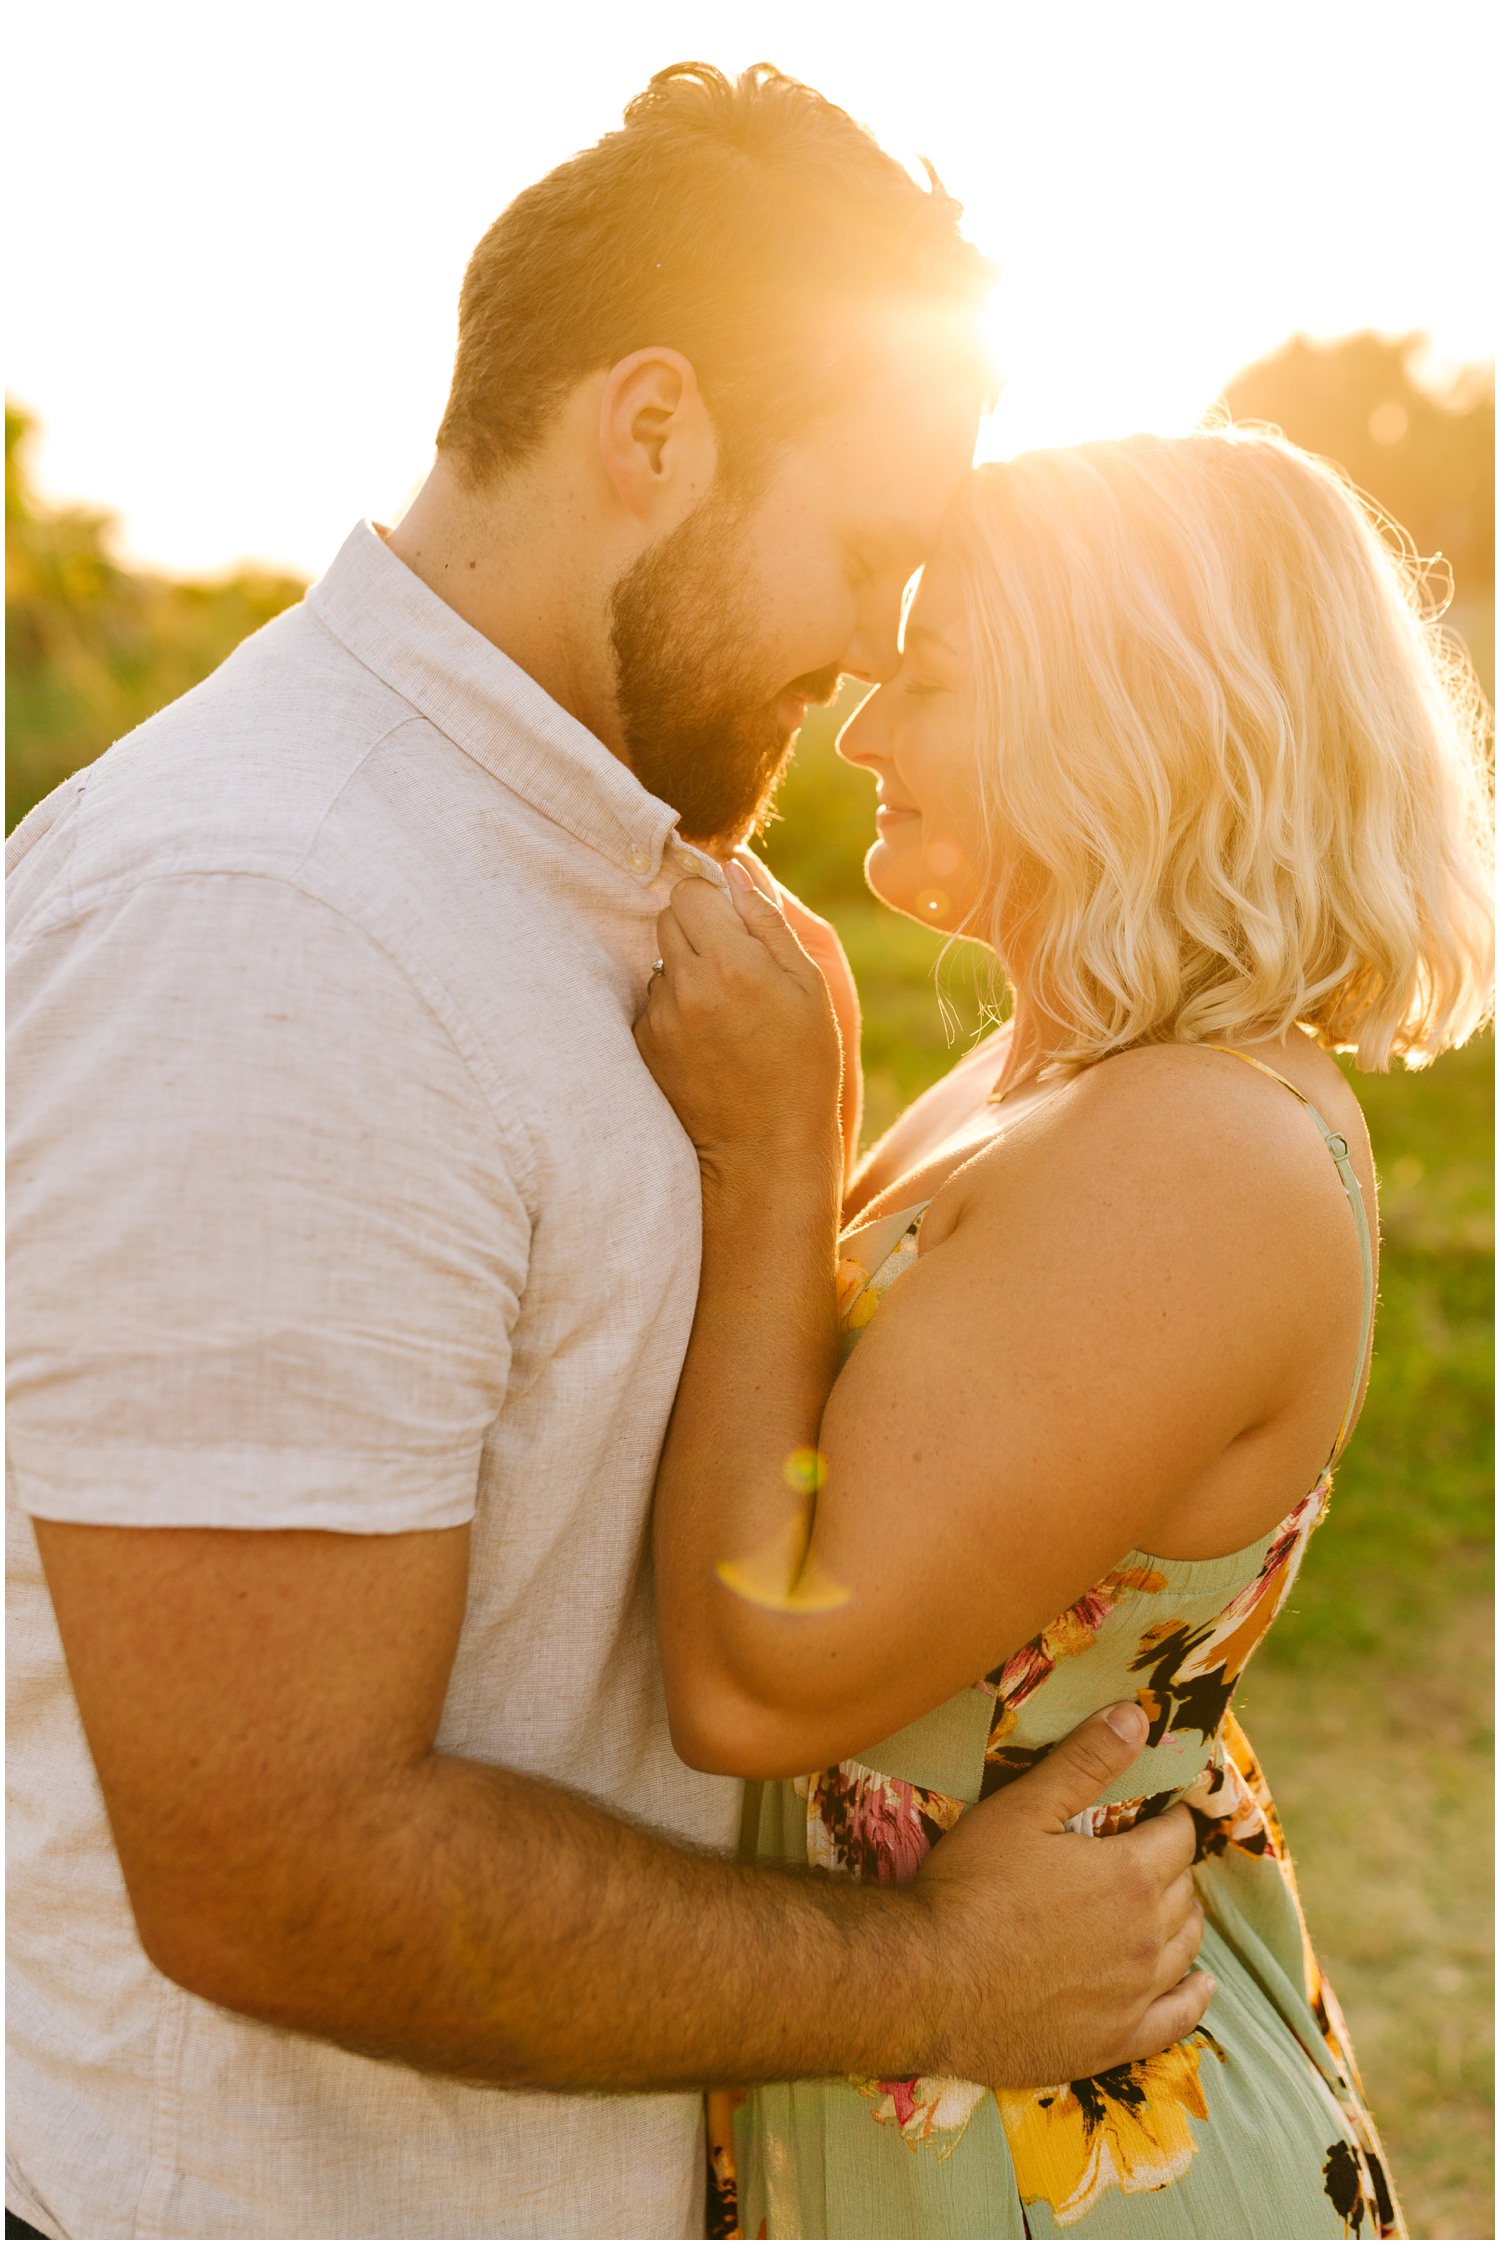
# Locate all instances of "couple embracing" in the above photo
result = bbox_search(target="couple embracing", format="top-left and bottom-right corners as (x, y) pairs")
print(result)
(7, 61), (1490, 2244)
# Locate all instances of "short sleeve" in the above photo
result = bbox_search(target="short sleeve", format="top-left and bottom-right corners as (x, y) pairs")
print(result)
(6, 873), (530, 1532)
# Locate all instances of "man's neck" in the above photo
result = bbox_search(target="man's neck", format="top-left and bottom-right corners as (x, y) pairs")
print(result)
(386, 455), (627, 757)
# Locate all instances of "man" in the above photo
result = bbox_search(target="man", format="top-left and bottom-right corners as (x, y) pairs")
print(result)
(6, 63), (1210, 2241)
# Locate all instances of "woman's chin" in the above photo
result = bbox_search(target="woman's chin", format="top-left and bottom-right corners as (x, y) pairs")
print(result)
(863, 840), (967, 934)
(863, 836), (915, 916)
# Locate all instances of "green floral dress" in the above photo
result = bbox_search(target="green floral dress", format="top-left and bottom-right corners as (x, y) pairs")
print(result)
(707, 1053), (1403, 2241)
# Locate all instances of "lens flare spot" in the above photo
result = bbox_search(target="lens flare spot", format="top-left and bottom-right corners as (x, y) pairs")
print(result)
(714, 1509), (852, 1614)
(783, 1445), (827, 1495)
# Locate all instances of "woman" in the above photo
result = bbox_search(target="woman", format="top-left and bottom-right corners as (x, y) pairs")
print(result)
(635, 428), (1493, 2240)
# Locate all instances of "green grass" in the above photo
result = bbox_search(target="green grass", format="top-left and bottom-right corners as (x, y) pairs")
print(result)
(1243, 1035), (1493, 2241)
(1268, 1038), (1493, 1664)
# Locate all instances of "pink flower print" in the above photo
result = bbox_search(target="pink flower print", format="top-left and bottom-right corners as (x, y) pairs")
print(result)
(881, 2077), (919, 2127)
(806, 1761), (965, 1884)
(856, 2072), (988, 2159)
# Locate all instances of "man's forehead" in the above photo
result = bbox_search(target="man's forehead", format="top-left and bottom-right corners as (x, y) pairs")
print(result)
(837, 396), (975, 547)
(827, 337), (981, 514)
(806, 296), (987, 437)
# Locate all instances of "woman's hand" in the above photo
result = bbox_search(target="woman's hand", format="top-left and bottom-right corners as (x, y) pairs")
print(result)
(730, 849), (863, 1176)
(634, 868), (844, 1188)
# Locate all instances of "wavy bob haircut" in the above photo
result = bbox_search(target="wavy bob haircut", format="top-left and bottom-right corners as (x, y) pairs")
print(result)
(944, 428), (1494, 1071)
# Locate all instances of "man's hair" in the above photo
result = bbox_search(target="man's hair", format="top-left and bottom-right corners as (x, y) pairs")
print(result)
(436, 61), (994, 485)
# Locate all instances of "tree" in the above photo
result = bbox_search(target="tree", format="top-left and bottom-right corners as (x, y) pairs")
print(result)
(6, 403), (305, 832)
(1220, 334), (1494, 599)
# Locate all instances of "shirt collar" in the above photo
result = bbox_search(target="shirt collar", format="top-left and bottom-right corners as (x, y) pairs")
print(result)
(306, 521), (725, 891)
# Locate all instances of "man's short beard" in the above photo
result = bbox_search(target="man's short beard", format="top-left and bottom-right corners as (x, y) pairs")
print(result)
(609, 485), (837, 854)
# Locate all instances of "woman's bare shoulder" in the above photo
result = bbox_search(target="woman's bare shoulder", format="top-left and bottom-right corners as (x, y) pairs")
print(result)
(940, 1036), (1371, 1268)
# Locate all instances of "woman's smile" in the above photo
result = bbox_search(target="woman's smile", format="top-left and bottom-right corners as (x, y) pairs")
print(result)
(874, 798), (920, 827)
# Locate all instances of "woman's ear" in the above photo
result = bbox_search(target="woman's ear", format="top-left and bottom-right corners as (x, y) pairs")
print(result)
(598, 348), (718, 524)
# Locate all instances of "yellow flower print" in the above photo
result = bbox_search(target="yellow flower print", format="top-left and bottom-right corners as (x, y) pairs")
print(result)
(834, 1255), (870, 1320)
(841, 1227), (921, 1328)
(995, 2031), (1224, 2226)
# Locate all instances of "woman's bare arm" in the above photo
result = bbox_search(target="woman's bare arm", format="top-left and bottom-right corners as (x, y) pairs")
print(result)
(636, 876), (1365, 1780)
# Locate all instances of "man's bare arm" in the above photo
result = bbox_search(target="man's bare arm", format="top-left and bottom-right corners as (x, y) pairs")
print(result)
(34, 1517), (1211, 2090)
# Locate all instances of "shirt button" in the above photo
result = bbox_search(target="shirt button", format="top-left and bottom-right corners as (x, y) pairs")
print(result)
(669, 839), (698, 873)
(626, 845), (652, 877)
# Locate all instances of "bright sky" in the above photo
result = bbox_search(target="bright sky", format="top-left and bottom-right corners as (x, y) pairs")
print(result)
(8, 0), (1493, 579)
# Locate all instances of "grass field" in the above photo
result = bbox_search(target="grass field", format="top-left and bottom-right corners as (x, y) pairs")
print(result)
(767, 712), (1494, 2238)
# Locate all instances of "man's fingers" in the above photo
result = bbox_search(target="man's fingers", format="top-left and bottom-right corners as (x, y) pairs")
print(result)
(1004, 1704), (1147, 1831)
(1114, 1968), (1216, 2068)
(1149, 1899), (1206, 2001)
(1158, 1864), (1198, 1936)
(1111, 1799), (1198, 1885)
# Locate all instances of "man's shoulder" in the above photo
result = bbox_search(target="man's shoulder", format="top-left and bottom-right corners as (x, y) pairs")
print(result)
(7, 600), (484, 938)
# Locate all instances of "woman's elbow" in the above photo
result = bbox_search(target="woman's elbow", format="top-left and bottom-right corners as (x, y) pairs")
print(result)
(664, 1681), (822, 1782)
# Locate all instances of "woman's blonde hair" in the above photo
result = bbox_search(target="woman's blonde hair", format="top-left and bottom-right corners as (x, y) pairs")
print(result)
(947, 427), (1494, 1070)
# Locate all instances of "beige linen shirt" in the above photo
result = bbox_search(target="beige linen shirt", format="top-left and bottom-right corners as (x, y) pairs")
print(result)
(6, 522), (741, 2240)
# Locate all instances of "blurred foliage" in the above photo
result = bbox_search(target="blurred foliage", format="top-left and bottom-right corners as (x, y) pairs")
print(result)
(1279, 1037), (1493, 1661)
(6, 403), (304, 834)
(1221, 331), (1494, 597)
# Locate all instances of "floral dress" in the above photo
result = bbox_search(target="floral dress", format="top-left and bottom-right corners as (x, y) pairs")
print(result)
(707, 1052), (1403, 2241)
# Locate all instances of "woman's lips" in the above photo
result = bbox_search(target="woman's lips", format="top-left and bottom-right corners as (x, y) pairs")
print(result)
(875, 801), (919, 827)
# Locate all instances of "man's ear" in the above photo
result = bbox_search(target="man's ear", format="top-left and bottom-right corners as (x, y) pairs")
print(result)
(598, 349), (718, 524)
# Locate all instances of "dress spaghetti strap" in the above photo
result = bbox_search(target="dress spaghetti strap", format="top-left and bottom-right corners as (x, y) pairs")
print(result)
(1204, 1043), (1374, 1463)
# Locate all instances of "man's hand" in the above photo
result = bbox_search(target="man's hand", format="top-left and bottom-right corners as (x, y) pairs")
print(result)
(915, 1702), (1212, 2085)
(33, 1517), (1206, 2093)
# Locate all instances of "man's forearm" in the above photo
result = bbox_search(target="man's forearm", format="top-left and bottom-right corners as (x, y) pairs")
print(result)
(39, 1517), (1210, 2106)
(160, 1748), (938, 2092)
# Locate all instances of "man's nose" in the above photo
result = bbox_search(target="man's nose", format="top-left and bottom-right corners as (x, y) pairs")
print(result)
(843, 604), (904, 688)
